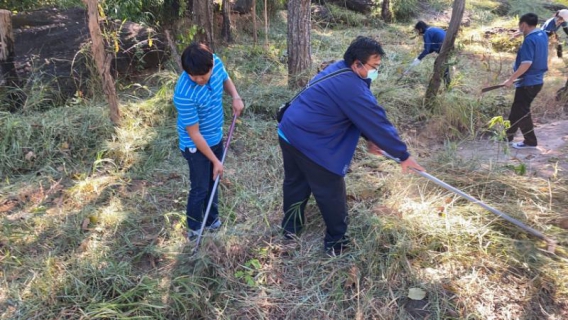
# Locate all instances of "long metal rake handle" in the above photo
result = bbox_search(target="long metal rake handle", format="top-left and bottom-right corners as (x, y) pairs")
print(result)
(193, 114), (238, 253)
(381, 151), (557, 251)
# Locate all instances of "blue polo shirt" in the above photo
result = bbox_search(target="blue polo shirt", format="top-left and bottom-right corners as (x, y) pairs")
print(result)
(173, 54), (229, 150)
(418, 27), (446, 60)
(514, 29), (548, 87)
(541, 17), (568, 35)
(278, 60), (410, 176)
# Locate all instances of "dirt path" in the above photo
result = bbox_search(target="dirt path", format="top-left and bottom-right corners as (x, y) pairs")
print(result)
(455, 120), (568, 178)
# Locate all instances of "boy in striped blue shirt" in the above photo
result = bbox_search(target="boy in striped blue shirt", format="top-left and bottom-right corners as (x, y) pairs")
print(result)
(173, 43), (244, 240)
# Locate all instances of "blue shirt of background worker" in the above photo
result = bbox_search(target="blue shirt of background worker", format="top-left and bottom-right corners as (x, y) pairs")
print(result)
(541, 9), (568, 37)
(417, 25), (446, 60)
(514, 28), (549, 87)
(406, 21), (451, 88)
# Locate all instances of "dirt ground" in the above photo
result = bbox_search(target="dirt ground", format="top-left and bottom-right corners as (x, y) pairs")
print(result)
(455, 119), (568, 178)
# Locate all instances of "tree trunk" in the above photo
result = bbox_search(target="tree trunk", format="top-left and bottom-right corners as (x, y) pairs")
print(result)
(424, 0), (465, 107)
(252, 0), (258, 45)
(83, 0), (120, 124)
(221, 0), (233, 43)
(287, 0), (311, 88)
(381, 0), (392, 23)
(193, 0), (215, 49)
(264, 0), (269, 47)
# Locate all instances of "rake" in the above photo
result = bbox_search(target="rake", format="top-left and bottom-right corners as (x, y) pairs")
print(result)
(193, 114), (238, 254)
(381, 151), (557, 253)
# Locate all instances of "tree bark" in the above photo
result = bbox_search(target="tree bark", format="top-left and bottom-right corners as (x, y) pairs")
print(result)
(221, 0), (233, 43)
(381, 0), (393, 23)
(264, 0), (269, 47)
(0, 9), (24, 111)
(252, 0), (258, 45)
(425, 0), (465, 107)
(287, 0), (311, 88)
(83, 0), (120, 124)
(192, 0), (215, 49)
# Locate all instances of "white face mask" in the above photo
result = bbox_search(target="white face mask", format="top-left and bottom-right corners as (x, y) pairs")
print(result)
(366, 69), (379, 82)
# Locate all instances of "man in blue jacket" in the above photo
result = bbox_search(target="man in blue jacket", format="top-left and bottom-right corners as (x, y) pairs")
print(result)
(541, 9), (568, 57)
(278, 36), (424, 256)
(407, 21), (450, 87)
(502, 13), (548, 149)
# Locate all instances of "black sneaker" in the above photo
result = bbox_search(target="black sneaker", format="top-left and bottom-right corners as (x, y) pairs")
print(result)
(325, 236), (351, 257)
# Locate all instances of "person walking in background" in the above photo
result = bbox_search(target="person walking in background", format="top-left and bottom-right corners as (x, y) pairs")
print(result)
(502, 13), (548, 149)
(541, 9), (568, 58)
(278, 36), (424, 256)
(173, 42), (244, 240)
(406, 20), (451, 87)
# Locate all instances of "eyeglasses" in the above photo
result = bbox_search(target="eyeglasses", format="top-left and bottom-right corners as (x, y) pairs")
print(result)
(364, 64), (380, 72)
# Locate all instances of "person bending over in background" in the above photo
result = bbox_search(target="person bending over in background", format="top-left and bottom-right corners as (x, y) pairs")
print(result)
(278, 36), (424, 256)
(502, 13), (548, 149)
(407, 21), (450, 88)
(173, 42), (244, 240)
(541, 9), (568, 58)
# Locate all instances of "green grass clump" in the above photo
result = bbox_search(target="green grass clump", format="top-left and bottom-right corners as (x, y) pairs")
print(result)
(0, 106), (113, 178)
(393, 0), (419, 22)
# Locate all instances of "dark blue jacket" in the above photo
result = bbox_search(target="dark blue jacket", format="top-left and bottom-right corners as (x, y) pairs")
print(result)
(541, 17), (568, 36)
(514, 29), (548, 87)
(418, 27), (446, 60)
(278, 61), (410, 176)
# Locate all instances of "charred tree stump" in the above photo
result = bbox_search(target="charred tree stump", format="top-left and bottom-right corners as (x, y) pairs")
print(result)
(83, 0), (120, 124)
(0, 9), (24, 111)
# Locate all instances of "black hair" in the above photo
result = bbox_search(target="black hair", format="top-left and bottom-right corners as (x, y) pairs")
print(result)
(181, 42), (214, 75)
(519, 13), (538, 27)
(415, 21), (429, 34)
(343, 36), (385, 66)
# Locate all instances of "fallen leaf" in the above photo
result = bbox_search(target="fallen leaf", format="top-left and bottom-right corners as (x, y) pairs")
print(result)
(0, 199), (18, 213)
(25, 151), (36, 161)
(79, 238), (89, 252)
(60, 142), (70, 151)
(81, 218), (90, 231)
(344, 265), (360, 289)
(408, 287), (427, 300)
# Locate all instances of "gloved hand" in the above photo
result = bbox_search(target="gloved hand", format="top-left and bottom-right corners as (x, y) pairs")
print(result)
(409, 58), (421, 68)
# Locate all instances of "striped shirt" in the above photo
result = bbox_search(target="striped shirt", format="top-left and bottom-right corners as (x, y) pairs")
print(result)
(173, 54), (229, 150)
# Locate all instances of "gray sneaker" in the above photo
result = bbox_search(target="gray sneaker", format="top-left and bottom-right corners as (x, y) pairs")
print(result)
(187, 229), (199, 241)
(511, 142), (537, 149)
(206, 219), (222, 231)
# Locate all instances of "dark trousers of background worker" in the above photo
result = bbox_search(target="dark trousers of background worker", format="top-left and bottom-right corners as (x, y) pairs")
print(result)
(443, 66), (451, 88)
(279, 137), (349, 250)
(506, 84), (543, 146)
